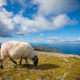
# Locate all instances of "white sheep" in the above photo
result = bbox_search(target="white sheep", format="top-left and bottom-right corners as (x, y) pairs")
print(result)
(0, 41), (38, 68)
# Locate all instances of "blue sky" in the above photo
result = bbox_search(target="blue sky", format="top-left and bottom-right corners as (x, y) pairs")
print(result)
(0, 0), (80, 43)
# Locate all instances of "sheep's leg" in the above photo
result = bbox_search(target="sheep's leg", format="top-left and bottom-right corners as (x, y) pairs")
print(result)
(19, 58), (22, 65)
(10, 58), (17, 64)
(0, 59), (3, 69)
(24, 58), (29, 67)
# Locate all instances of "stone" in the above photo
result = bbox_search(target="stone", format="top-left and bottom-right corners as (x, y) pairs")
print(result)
(2, 69), (9, 72)
(56, 72), (69, 80)
(64, 58), (69, 62)
(5, 76), (13, 80)
(12, 66), (15, 68)
(56, 76), (64, 80)
(52, 71), (55, 74)
(30, 68), (35, 71)
(16, 69), (21, 72)
(63, 72), (69, 77)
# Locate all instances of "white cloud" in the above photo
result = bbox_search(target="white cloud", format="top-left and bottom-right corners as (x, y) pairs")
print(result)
(48, 37), (65, 42)
(0, 0), (79, 37)
(53, 14), (78, 28)
(33, 0), (80, 15)
(26, 37), (80, 43)
(12, 14), (77, 36)
(13, 14), (38, 36)
(0, 0), (7, 7)
(47, 37), (80, 43)
(0, 8), (14, 37)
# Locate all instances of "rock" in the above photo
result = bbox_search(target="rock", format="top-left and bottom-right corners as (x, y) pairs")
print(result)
(56, 72), (69, 80)
(64, 58), (69, 62)
(63, 72), (69, 77)
(5, 76), (13, 80)
(52, 71), (55, 74)
(26, 79), (30, 80)
(12, 66), (16, 68)
(16, 69), (21, 72)
(2, 69), (9, 72)
(8, 65), (15, 68)
(30, 68), (35, 71)
(56, 76), (64, 80)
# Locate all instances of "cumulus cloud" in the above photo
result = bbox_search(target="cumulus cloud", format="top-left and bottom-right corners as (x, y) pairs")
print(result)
(12, 14), (77, 36)
(33, 0), (80, 15)
(0, 0), (7, 7)
(0, 8), (14, 37)
(0, 0), (79, 37)
(53, 14), (78, 28)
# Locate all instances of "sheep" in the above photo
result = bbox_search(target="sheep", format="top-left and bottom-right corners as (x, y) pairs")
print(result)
(0, 41), (38, 69)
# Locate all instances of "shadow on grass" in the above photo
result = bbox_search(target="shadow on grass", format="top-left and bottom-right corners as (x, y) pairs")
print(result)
(21, 64), (59, 70)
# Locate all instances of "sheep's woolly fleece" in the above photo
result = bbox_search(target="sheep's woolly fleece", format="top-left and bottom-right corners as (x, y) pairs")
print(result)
(1, 41), (37, 60)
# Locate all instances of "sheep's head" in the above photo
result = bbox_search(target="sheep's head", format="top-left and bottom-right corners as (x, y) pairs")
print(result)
(32, 56), (38, 66)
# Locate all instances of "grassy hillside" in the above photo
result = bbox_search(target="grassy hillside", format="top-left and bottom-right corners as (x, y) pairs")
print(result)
(0, 51), (80, 80)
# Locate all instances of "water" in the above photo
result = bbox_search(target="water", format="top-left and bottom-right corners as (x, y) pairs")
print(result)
(48, 44), (80, 55)
(31, 43), (80, 55)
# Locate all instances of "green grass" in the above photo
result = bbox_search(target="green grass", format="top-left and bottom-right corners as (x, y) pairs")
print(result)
(0, 52), (80, 80)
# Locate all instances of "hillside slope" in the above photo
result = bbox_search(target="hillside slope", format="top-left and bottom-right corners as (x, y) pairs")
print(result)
(0, 50), (80, 80)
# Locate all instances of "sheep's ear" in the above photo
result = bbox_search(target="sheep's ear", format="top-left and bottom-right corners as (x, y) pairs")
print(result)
(34, 58), (38, 66)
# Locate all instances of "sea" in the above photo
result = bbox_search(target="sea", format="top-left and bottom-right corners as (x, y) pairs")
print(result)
(0, 43), (80, 56)
(31, 43), (80, 56)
